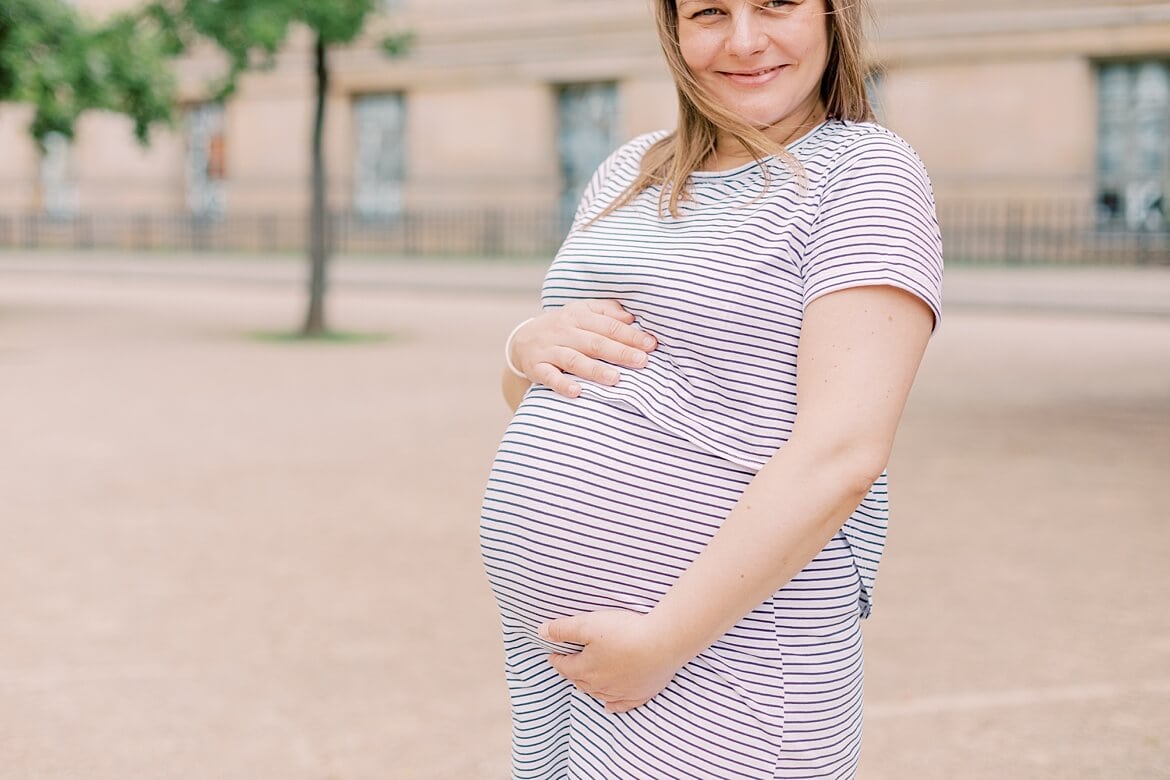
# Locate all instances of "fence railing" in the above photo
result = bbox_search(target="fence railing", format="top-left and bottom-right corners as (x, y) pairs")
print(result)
(1, 202), (1167, 265)
(937, 200), (1169, 266)
(0, 210), (575, 258)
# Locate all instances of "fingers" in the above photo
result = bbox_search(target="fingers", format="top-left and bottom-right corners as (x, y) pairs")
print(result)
(558, 346), (625, 385)
(547, 653), (570, 678)
(547, 652), (651, 714)
(511, 301), (658, 397)
(533, 348), (622, 396)
(585, 299), (636, 324)
(580, 311), (658, 360)
(547, 653), (597, 699)
(547, 669), (647, 715)
(530, 361), (582, 398)
(570, 301), (657, 358)
(579, 330), (652, 371)
(547, 653), (590, 694)
(540, 615), (588, 645)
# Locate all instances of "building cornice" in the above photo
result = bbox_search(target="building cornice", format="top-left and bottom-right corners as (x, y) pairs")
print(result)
(175, 1), (1170, 97)
(876, 3), (1170, 65)
(335, 2), (661, 90)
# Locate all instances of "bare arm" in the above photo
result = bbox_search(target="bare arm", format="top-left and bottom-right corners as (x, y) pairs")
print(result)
(542, 284), (935, 711)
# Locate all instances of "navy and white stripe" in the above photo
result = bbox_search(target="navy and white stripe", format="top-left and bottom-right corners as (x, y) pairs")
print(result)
(481, 120), (943, 778)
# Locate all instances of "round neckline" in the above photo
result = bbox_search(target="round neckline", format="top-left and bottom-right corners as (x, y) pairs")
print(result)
(689, 120), (829, 179)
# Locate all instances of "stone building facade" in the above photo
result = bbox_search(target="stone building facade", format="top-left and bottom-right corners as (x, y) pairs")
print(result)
(1, 0), (1167, 256)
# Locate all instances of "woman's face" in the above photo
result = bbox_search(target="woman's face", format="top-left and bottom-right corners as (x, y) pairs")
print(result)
(676, 0), (830, 141)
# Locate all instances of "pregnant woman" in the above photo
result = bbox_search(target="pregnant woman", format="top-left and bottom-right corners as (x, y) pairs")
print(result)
(480, 0), (943, 777)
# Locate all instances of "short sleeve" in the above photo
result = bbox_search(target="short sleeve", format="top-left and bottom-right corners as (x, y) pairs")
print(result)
(800, 130), (944, 328)
(568, 131), (670, 234)
(569, 151), (621, 234)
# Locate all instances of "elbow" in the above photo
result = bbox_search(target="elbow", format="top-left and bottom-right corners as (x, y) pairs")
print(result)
(834, 451), (886, 504)
(842, 450), (888, 499)
(791, 433), (891, 501)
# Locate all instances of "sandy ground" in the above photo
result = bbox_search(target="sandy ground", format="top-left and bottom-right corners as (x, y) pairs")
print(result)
(1, 254), (1168, 779)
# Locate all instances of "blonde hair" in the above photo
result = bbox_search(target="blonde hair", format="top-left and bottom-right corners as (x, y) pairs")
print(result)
(604, 0), (875, 220)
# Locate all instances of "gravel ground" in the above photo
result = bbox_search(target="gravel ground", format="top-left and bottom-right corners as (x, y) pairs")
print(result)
(2, 256), (1168, 779)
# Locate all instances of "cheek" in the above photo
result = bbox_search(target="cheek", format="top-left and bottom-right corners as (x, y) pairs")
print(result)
(677, 29), (715, 73)
(791, 18), (829, 61)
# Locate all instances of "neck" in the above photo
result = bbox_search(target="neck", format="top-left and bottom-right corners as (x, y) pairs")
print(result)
(708, 101), (827, 170)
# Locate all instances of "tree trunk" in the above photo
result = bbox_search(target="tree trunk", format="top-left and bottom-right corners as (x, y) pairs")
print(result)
(302, 33), (329, 337)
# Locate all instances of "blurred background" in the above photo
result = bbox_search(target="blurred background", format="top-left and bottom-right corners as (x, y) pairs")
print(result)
(2, 0), (1169, 261)
(1, 0), (1168, 778)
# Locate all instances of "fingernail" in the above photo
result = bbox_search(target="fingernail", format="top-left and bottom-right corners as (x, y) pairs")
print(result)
(567, 383), (581, 396)
(603, 369), (619, 384)
(538, 623), (550, 640)
(642, 336), (655, 349)
(634, 353), (647, 367)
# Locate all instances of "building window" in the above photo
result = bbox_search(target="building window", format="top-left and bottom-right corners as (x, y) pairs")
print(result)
(353, 93), (406, 219)
(186, 102), (227, 218)
(40, 132), (78, 219)
(1097, 61), (1170, 231)
(556, 82), (620, 220)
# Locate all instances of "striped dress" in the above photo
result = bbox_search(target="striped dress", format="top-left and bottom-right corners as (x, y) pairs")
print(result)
(480, 120), (943, 779)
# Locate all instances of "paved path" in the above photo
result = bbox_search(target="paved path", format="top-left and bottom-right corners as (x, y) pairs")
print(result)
(2, 253), (1168, 779)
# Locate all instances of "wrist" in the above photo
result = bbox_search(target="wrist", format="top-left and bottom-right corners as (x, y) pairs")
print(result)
(503, 317), (535, 379)
(644, 605), (704, 669)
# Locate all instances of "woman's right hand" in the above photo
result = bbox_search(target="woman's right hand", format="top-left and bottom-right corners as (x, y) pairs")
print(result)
(508, 300), (658, 398)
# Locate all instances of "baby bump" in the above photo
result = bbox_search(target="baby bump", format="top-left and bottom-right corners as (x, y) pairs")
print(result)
(479, 386), (754, 627)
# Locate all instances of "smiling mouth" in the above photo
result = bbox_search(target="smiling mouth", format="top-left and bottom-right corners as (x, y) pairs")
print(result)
(725, 66), (782, 77)
(719, 65), (786, 85)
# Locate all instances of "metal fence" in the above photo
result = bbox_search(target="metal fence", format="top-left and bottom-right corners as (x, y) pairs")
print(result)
(938, 200), (1169, 266)
(1, 202), (1167, 265)
(0, 210), (574, 258)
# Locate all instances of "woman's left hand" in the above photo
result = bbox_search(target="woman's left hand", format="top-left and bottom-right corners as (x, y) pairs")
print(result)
(540, 610), (686, 714)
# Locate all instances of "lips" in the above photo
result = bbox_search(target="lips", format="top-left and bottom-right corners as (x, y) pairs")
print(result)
(719, 65), (786, 86)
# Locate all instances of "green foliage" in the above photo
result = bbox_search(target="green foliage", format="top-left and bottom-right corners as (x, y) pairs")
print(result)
(144, 0), (386, 99)
(0, 0), (410, 146)
(138, 0), (413, 336)
(0, 0), (176, 146)
(381, 31), (415, 58)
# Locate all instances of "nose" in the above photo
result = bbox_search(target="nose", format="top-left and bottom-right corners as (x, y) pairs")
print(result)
(727, 5), (768, 57)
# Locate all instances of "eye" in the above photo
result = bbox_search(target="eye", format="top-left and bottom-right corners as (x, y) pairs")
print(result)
(689, 6), (725, 18)
(761, 0), (794, 9)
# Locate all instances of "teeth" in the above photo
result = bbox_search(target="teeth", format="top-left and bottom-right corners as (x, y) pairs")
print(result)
(723, 66), (778, 78)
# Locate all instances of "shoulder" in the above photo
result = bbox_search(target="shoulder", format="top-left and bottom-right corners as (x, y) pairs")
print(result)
(603, 129), (672, 177)
(796, 123), (944, 328)
(583, 129), (671, 200)
(626, 129), (673, 151)
(806, 121), (933, 186)
(570, 130), (671, 228)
